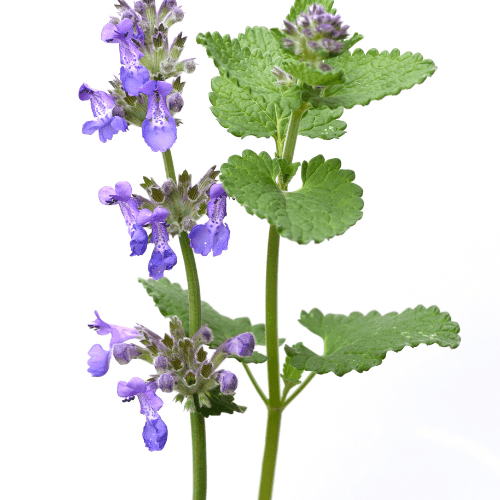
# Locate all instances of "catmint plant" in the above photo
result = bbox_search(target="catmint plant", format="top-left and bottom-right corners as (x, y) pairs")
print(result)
(82, 1), (461, 499)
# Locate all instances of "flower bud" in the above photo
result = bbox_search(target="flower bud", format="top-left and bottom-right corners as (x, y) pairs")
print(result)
(215, 370), (238, 395)
(113, 343), (142, 365)
(159, 372), (176, 392)
(168, 92), (184, 113)
(154, 355), (169, 372)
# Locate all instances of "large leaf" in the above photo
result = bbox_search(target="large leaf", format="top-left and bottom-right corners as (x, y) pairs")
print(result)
(304, 48), (437, 110)
(220, 150), (363, 244)
(139, 277), (268, 364)
(285, 306), (461, 376)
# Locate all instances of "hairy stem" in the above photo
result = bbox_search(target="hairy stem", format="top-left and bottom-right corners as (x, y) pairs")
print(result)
(179, 232), (202, 337)
(163, 151), (206, 500)
(258, 101), (309, 500)
(190, 410), (207, 500)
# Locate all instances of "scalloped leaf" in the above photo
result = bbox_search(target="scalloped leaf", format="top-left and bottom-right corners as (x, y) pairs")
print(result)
(139, 277), (269, 364)
(220, 150), (363, 244)
(198, 28), (303, 141)
(285, 306), (461, 376)
(299, 106), (346, 140)
(304, 48), (437, 109)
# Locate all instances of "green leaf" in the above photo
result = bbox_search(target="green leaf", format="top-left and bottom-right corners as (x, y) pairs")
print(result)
(299, 106), (347, 140)
(198, 387), (247, 418)
(305, 48), (437, 110)
(281, 356), (304, 390)
(201, 27), (343, 144)
(139, 277), (269, 364)
(198, 28), (303, 141)
(285, 306), (461, 376)
(220, 150), (363, 244)
(286, 0), (336, 21)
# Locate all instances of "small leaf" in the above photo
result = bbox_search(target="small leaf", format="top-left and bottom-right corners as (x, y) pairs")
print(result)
(281, 356), (303, 390)
(198, 387), (247, 418)
(220, 150), (363, 244)
(285, 306), (461, 376)
(139, 277), (270, 364)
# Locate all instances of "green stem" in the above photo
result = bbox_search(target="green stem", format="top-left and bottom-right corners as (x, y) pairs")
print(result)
(282, 373), (316, 409)
(190, 410), (207, 500)
(179, 232), (202, 337)
(243, 364), (269, 405)
(282, 102), (309, 165)
(163, 151), (206, 500)
(258, 225), (282, 500)
(258, 101), (309, 500)
(162, 149), (176, 180)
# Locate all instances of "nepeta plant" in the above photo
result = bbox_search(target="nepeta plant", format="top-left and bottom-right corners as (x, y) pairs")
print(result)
(81, 1), (461, 499)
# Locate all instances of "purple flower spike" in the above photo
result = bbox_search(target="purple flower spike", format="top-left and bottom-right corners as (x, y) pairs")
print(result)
(98, 181), (148, 257)
(117, 377), (168, 451)
(215, 370), (238, 395)
(87, 311), (138, 377)
(189, 183), (230, 257)
(224, 332), (256, 357)
(140, 80), (177, 152)
(137, 207), (177, 279)
(101, 19), (150, 96)
(79, 84), (128, 143)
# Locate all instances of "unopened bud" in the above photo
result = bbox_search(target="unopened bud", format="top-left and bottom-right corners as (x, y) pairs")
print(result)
(168, 92), (184, 113)
(159, 372), (176, 392)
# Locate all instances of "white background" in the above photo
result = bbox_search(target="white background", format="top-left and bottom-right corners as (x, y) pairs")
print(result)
(2, 0), (499, 499)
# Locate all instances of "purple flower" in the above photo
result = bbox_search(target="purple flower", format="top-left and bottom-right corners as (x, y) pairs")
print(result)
(98, 181), (148, 257)
(117, 377), (168, 451)
(214, 370), (238, 395)
(210, 332), (256, 368)
(137, 207), (177, 279)
(223, 332), (256, 357)
(101, 19), (150, 96)
(87, 311), (139, 377)
(79, 84), (128, 143)
(189, 183), (230, 256)
(140, 80), (177, 152)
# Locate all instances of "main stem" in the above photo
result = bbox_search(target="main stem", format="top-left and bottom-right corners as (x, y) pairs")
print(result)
(258, 102), (309, 500)
(163, 150), (207, 500)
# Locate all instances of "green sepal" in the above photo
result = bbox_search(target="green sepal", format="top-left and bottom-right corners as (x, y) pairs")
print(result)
(220, 150), (363, 244)
(198, 387), (247, 418)
(305, 48), (437, 110)
(139, 277), (272, 364)
(285, 306), (461, 376)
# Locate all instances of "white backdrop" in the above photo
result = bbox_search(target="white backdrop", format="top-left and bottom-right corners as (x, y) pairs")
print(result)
(2, 0), (499, 499)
